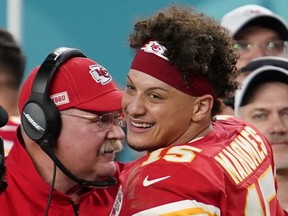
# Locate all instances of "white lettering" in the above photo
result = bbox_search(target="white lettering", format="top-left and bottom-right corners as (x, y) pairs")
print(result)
(23, 112), (44, 131)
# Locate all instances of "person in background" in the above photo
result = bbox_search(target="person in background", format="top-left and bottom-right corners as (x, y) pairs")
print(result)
(0, 28), (25, 155)
(220, 4), (288, 115)
(111, 5), (286, 215)
(234, 56), (288, 212)
(240, 55), (288, 74)
(0, 47), (125, 215)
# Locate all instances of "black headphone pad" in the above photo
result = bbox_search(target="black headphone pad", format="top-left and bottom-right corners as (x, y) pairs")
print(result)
(22, 92), (60, 146)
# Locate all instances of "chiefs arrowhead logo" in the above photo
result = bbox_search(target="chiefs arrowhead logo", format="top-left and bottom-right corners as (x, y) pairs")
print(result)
(89, 64), (112, 85)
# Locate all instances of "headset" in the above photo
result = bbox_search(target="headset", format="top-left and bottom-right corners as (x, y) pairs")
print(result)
(22, 47), (86, 144)
(21, 47), (117, 188)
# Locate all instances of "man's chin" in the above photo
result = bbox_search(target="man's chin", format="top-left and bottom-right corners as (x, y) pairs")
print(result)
(272, 145), (288, 171)
(271, 143), (288, 152)
(97, 161), (117, 178)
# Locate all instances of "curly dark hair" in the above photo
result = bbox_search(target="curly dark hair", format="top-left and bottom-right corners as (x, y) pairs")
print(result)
(128, 5), (240, 115)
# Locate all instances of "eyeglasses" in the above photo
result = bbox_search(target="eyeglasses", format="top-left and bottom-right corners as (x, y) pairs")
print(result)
(61, 111), (124, 129)
(233, 40), (288, 59)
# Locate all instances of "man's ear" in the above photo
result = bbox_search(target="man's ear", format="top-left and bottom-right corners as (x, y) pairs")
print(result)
(191, 95), (213, 122)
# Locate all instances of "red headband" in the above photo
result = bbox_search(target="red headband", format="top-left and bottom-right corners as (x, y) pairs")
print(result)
(130, 41), (217, 99)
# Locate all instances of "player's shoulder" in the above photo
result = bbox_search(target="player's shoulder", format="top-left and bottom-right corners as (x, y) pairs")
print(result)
(212, 115), (258, 134)
(213, 115), (248, 126)
(213, 115), (268, 140)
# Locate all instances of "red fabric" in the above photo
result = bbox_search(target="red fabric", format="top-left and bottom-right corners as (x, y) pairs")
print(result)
(0, 128), (124, 215)
(19, 56), (123, 113)
(130, 40), (217, 98)
(114, 116), (286, 216)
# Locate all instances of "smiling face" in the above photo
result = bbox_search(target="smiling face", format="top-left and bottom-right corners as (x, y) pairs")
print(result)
(235, 26), (285, 72)
(56, 108), (125, 182)
(239, 82), (288, 170)
(122, 69), (212, 152)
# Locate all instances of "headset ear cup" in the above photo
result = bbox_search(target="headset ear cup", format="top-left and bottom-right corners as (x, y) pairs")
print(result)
(44, 98), (61, 146)
(21, 95), (61, 146)
(22, 101), (47, 141)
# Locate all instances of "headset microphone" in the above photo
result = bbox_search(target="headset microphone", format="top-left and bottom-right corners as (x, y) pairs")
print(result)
(0, 106), (8, 193)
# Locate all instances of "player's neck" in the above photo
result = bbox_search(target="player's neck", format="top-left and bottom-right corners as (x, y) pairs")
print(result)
(188, 123), (212, 143)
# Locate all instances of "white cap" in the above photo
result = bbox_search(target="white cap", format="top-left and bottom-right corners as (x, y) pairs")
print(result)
(221, 4), (288, 39)
(234, 64), (288, 117)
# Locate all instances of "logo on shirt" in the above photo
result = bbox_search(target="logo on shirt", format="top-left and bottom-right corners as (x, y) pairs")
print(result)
(143, 175), (171, 187)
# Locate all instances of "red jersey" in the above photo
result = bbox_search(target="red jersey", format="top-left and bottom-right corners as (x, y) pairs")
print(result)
(112, 116), (285, 216)
(0, 127), (123, 216)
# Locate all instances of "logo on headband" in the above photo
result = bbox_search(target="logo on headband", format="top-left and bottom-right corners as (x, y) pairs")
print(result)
(140, 41), (168, 61)
(89, 64), (112, 85)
